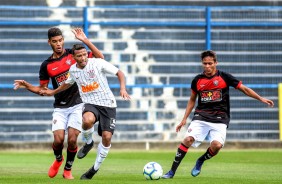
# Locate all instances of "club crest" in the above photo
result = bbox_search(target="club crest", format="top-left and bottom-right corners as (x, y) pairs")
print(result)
(213, 80), (219, 86)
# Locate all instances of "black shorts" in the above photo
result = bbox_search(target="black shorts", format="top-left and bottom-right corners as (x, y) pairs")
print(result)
(83, 103), (116, 136)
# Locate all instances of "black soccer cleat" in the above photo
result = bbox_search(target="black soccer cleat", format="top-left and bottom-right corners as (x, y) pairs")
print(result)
(77, 140), (94, 159)
(80, 167), (98, 180)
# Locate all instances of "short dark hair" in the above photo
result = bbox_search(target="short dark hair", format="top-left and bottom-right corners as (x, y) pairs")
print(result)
(71, 44), (86, 54)
(201, 50), (217, 62)
(48, 27), (63, 39)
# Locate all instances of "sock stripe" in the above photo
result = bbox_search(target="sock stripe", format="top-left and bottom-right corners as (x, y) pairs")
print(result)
(67, 147), (78, 152)
(179, 143), (188, 152)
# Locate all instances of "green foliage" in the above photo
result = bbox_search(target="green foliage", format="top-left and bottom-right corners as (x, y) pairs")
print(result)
(0, 149), (281, 184)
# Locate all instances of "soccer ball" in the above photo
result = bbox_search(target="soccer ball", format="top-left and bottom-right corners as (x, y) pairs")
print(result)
(143, 162), (163, 180)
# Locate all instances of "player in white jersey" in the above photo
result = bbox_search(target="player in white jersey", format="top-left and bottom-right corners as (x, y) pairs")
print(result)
(40, 43), (131, 180)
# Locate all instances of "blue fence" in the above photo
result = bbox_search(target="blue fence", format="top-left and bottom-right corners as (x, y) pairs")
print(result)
(1, 5), (282, 90)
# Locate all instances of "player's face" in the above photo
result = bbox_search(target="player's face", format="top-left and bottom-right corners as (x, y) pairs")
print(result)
(73, 48), (88, 69)
(202, 56), (217, 77)
(48, 36), (64, 54)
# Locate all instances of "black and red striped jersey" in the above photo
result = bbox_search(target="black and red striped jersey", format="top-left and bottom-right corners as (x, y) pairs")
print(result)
(39, 49), (93, 108)
(191, 70), (242, 126)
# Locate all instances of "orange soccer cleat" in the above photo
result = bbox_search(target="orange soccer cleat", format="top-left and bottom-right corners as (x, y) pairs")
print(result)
(48, 157), (64, 178)
(63, 169), (74, 180)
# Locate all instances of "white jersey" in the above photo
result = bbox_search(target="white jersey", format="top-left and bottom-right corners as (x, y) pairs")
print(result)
(65, 58), (119, 108)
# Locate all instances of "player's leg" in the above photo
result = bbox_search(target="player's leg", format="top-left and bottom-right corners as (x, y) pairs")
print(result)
(62, 103), (83, 179)
(48, 109), (68, 178)
(163, 120), (209, 179)
(80, 106), (115, 180)
(191, 122), (226, 177)
(162, 136), (193, 179)
(62, 127), (80, 179)
(81, 131), (112, 180)
(77, 110), (96, 159)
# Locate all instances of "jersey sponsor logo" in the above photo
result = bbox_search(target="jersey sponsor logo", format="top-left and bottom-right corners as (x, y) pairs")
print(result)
(55, 71), (70, 86)
(81, 81), (99, 93)
(200, 89), (222, 103)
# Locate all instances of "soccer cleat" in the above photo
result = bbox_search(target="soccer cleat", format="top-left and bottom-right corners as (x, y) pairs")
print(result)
(191, 159), (204, 177)
(77, 140), (94, 159)
(162, 170), (175, 179)
(80, 167), (98, 180)
(48, 157), (64, 178)
(63, 169), (74, 179)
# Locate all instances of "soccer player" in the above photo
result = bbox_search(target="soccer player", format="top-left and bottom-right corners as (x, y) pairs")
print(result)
(13, 27), (104, 179)
(162, 50), (274, 178)
(40, 43), (131, 180)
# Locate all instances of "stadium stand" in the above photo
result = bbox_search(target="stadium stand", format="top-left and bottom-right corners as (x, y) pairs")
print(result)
(0, 0), (280, 143)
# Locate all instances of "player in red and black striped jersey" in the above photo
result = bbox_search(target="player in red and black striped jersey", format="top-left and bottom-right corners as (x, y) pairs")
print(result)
(14, 27), (104, 179)
(163, 50), (274, 179)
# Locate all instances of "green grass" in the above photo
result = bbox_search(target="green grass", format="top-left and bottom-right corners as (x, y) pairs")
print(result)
(0, 149), (282, 183)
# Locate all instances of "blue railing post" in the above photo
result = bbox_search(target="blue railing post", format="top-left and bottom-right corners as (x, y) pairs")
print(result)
(205, 7), (211, 50)
(83, 7), (89, 37)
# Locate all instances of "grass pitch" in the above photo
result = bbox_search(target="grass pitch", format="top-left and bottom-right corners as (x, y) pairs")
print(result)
(0, 149), (281, 184)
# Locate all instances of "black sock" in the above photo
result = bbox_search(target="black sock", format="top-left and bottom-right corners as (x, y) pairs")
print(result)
(64, 147), (77, 170)
(171, 143), (189, 173)
(52, 143), (63, 161)
(198, 147), (216, 162)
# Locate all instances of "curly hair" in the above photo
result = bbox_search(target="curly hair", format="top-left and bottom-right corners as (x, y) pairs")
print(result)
(47, 27), (63, 39)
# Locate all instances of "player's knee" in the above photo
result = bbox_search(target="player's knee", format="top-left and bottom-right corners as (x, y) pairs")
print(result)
(102, 132), (112, 146)
(67, 136), (78, 148)
(82, 117), (95, 129)
(210, 141), (222, 152)
(183, 136), (194, 147)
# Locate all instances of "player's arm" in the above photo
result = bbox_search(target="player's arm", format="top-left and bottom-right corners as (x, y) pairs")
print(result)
(176, 91), (197, 132)
(13, 80), (48, 95)
(116, 70), (131, 100)
(40, 82), (72, 96)
(72, 28), (104, 59)
(238, 84), (274, 107)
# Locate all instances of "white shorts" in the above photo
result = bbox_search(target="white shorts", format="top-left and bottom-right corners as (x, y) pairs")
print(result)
(185, 120), (227, 148)
(51, 103), (83, 132)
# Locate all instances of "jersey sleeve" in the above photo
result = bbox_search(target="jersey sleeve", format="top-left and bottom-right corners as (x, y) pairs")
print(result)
(221, 71), (242, 89)
(39, 61), (49, 85)
(100, 59), (119, 75)
(88, 51), (93, 58)
(191, 77), (198, 94)
(65, 67), (76, 85)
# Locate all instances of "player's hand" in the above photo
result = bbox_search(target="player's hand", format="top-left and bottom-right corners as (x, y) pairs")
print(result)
(120, 89), (131, 100)
(13, 80), (27, 90)
(39, 87), (54, 96)
(261, 97), (274, 107)
(176, 119), (186, 132)
(72, 27), (87, 41)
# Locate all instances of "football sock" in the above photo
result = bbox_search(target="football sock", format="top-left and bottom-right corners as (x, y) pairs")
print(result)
(171, 143), (189, 173)
(64, 147), (78, 170)
(82, 126), (94, 144)
(198, 147), (216, 162)
(52, 143), (64, 161)
(94, 142), (110, 171)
